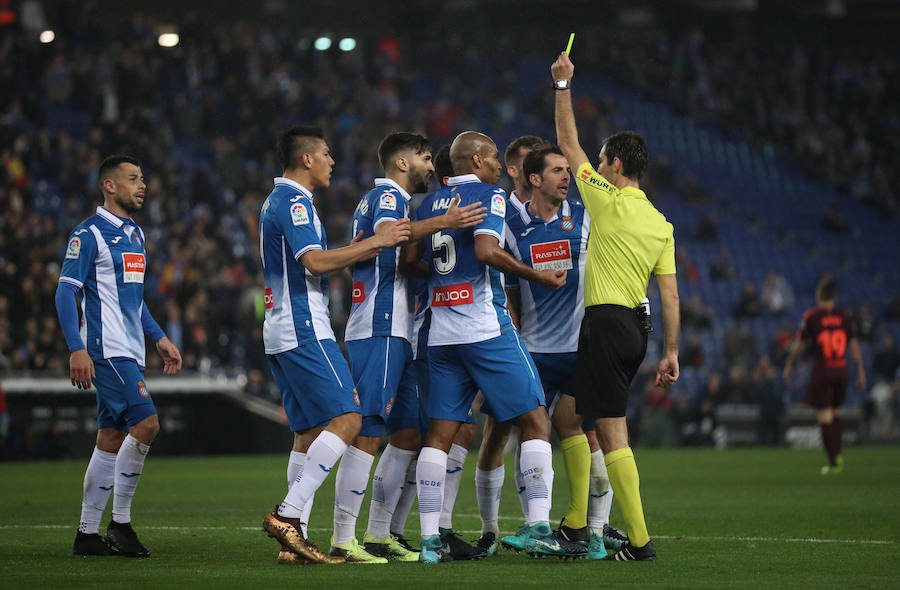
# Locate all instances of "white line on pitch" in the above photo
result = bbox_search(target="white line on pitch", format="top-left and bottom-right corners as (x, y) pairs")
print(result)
(1, 524), (893, 545)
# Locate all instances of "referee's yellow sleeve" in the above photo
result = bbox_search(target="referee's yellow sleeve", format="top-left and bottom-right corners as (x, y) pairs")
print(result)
(654, 229), (676, 275)
(574, 162), (614, 217)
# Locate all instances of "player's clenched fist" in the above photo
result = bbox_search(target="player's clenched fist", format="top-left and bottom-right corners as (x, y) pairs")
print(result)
(535, 269), (566, 290)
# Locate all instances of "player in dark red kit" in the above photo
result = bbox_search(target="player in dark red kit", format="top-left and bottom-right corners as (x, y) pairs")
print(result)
(784, 277), (866, 474)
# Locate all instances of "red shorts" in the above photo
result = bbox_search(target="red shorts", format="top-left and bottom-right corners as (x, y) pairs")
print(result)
(806, 377), (847, 409)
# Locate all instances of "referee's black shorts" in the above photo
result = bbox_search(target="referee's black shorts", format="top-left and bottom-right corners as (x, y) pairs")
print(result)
(574, 304), (648, 420)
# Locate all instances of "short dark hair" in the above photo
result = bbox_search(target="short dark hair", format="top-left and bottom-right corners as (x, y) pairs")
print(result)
(601, 131), (648, 180)
(98, 155), (141, 183)
(378, 132), (431, 170)
(504, 135), (548, 169)
(816, 277), (839, 302)
(277, 126), (325, 170)
(433, 144), (453, 182)
(522, 145), (564, 189)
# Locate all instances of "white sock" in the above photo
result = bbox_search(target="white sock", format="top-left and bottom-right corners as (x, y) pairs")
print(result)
(286, 451), (314, 536)
(366, 444), (416, 540)
(280, 430), (347, 518)
(111, 435), (150, 524)
(475, 465), (505, 536)
(79, 446), (117, 534)
(514, 443), (529, 522)
(416, 446), (447, 538)
(391, 458), (418, 536)
(332, 446), (375, 544)
(439, 443), (468, 530)
(520, 439), (553, 526)
(588, 449), (611, 534)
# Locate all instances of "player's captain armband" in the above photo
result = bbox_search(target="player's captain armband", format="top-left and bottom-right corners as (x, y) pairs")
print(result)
(122, 253), (146, 283)
(576, 163), (614, 192)
(290, 201), (310, 225)
(65, 236), (82, 259)
(490, 193), (506, 217)
(379, 192), (397, 211)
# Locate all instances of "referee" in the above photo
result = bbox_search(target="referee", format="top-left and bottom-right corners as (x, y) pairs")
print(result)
(551, 51), (681, 561)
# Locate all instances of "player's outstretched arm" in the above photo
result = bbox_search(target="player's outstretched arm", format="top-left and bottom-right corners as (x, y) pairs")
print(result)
(552, 52), (590, 172)
(656, 273), (680, 388)
(474, 234), (565, 291)
(301, 219), (411, 275)
(409, 196), (487, 242)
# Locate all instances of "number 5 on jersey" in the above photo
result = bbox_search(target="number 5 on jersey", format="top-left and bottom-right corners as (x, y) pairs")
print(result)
(432, 231), (456, 275)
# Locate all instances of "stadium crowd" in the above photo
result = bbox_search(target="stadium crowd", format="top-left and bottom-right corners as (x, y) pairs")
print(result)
(1, 7), (899, 452)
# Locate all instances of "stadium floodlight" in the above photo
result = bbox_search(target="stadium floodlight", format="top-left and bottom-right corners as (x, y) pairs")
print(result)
(158, 33), (179, 48)
(338, 37), (356, 51)
(39, 30), (54, 43)
(314, 36), (332, 51)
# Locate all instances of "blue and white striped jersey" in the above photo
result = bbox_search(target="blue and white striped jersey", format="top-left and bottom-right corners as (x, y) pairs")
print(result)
(258, 177), (334, 354)
(59, 207), (150, 364)
(344, 178), (411, 342)
(504, 198), (590, 353)
(417, 174), (511, 346)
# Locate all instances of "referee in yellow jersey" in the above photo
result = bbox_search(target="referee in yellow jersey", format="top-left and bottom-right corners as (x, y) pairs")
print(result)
(550, 50), (681, 561)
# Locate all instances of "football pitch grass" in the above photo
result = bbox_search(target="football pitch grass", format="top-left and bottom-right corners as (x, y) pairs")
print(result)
(2, 447), (899, 589)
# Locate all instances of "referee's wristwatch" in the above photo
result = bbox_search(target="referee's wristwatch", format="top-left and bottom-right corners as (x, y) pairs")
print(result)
(553, 79), (571, 91)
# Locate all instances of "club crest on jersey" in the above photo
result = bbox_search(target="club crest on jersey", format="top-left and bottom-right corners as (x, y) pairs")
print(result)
(379, 192), (397, 211)
(138, 381), (149, 398)
(291, 202), (310, 225)
(561, 216), (574, 231)
(66, 237), (81, 259)
(491, 194), (506, 217)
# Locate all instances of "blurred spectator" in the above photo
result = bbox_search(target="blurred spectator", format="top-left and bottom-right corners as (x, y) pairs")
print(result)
(700, 372), (724, 406)
(771, 324), (795, 367)
(823, 204), (850, 234)
(682, 332), (705, 368)
(678, 395), (719, 447)
(681, 296), (712, 331)
(752, 356), (784, 445)
(695, 212), (719, 241)
(854, 302), (877, 342)
(760, 272), (794, 316)
(873, 333), (900, 384)
(722, 364), (752, 404)
(710, 247), (736, 281)
(734, 282), (763, 319)
(636, 381), (679, 447)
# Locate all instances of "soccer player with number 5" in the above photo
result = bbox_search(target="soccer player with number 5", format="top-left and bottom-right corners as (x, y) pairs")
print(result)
(784, 277), (866, 475)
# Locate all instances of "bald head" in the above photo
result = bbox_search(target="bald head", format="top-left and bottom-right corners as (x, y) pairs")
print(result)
(449, 131), (502, 185)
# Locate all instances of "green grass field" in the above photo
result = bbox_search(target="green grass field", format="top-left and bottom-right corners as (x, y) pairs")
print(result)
(2, 447), (899, 589)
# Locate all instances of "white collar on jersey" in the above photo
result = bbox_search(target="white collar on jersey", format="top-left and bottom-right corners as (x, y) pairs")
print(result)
(509, 191), (525, 209)
(447, 174), (480, 186)
(274, 177), (314, 200)
(374, 177), (412, 201)
(520, 197), (571, 224)
(96, 206), (129, 228)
